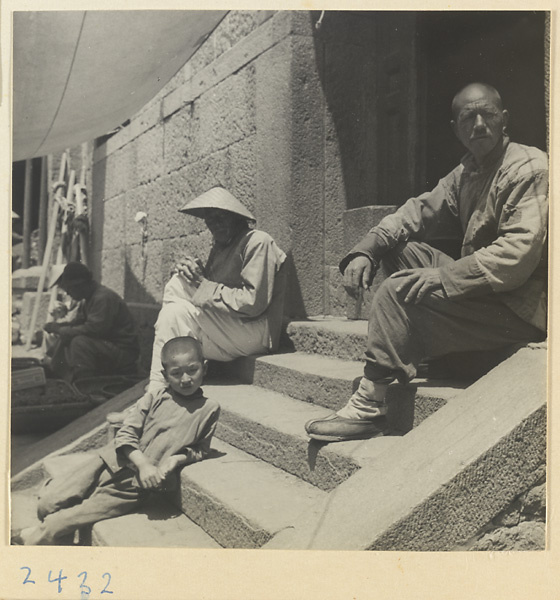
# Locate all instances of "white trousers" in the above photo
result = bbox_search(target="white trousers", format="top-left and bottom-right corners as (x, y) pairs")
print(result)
(149, 275), (269, 392)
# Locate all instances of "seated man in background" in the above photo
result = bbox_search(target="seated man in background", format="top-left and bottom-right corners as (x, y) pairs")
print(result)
(306, 82), (548, 442)
(148, 187), (287, 393)
(43, 262), (140, 382)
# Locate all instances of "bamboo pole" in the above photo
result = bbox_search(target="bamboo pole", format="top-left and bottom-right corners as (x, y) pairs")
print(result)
(47, 169), (76, 313)
(76, 143), (89, 266)
(47, 155), (54, 217)
(38, 157), (48, 263)
(25, 153), (68, 350)
(22, 159), (34, 268)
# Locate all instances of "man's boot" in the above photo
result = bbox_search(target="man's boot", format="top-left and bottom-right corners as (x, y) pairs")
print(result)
(305, 377), (388, 442)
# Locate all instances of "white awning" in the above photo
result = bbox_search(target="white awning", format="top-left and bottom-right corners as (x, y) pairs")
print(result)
(13, 10), (227, 162)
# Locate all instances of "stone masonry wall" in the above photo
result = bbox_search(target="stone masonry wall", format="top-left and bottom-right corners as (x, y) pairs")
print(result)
(455, 466), (546, 551)
(90, 11), (393, 322)
(91, 11), (277, 306)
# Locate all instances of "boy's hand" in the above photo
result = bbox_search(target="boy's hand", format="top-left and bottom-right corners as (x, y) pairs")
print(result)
(157, 456), (181, 479)
(137, 462), (164, 490)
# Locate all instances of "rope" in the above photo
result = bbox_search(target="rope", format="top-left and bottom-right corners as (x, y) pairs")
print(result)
(315, 11), (326, 30)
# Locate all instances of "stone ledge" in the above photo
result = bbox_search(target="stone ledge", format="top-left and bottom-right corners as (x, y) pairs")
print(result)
(264, 347), (547, 550)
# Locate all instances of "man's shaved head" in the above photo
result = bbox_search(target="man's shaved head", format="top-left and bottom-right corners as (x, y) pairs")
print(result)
(451, 83), (503, 119)
(161, 336), (204, 368)
(450, 82), (508, 165)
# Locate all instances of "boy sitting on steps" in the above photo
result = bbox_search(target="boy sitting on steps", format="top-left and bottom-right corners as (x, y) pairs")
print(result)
(13, 336), (220, 545)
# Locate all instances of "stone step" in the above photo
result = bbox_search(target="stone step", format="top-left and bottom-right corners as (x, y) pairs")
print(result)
(11, 488), (42, 536)
(207, 382), (411, 491)
(285, 317), (367, 360)
(92, 500), (222, 548)
(226, 351), (465, 415)
(11, 378), (148, 479)
(173, 439), (326, 549)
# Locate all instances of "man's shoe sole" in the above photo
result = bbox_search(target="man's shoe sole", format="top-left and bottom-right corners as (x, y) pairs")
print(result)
(305, 414), (387, 443)
(307, 430), (384, 442)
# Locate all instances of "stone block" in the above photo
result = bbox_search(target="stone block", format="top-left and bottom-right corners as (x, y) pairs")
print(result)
(469, 521), (545, 551)
(136, 101), (161, 134)
(214, 10), (274, 58)
(102, 196), (125, 249)
(324, 266), (347, 317)
(123, 243), (160, 305)
(189, 30), (217, 75)
(127, 303), (160, 374)
(183, 149), (231, 198)
(163, 103), (197, 174)
(143, 240), (166, 303)
(195, 65), (256, 158)
(136, 125), (164, 184)
(286, 317), (367, 361)
(521, 482), (546, 518)
(343, 205), (397, 254)
(142, 172), (208, 244)
(104, 143), (137, 200)
(289, 34), (326, 316)
(123, 188), (149, 247)
(255, 38), (294, 252)
(173, 438), (325, 549)
(92, 502), (221, 548)
(265, 347), (547, 550)
(101, 247), (125, 297)
(225, 136), (257, 214)
(492, 499), (522, 527)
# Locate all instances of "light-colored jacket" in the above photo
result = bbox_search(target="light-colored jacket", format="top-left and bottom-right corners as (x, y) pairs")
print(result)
(342, 138), (548, 331)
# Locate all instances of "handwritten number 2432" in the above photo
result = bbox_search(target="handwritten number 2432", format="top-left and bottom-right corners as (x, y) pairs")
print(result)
(20, 567), (113, 594)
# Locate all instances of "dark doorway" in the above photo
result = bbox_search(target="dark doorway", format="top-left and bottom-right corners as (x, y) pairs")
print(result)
(417, 11), (547, 191)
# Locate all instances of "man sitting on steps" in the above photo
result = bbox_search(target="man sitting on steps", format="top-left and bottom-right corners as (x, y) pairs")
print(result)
(147, 187), (287, 394)
(43, 262), (140, 382)
(306, 82), (548, 442)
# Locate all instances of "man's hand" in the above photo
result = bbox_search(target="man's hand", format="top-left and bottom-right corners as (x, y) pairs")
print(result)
(137, 462), (164, 490)
(43, 322), (62, 335)
(343, 256), (377, 298)
(390, 268), (443, 304)
(50, 302), (68, 320)
(176, 257), (206, 288)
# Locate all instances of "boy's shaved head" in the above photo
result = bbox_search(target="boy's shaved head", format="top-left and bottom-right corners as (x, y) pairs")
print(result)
(161, 336), (204, 368)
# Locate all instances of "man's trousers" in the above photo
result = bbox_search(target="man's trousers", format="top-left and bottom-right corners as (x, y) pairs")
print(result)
(149, 274), (269, 391)
(32, 454), (146, 545)
(50, 335), (138, 382)
(364, 241), (546, 384)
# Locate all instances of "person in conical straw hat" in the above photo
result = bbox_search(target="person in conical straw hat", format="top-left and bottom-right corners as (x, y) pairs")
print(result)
(148, 187), (287, 393)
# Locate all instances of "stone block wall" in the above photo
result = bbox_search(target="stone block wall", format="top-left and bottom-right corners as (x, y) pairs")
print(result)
(91, 11), (287, 312)
(89, 10), (395, 324)
(456, 466), (546, 551)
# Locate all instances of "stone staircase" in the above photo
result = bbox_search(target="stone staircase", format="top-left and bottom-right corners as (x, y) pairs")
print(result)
(11, 317), (545, 550)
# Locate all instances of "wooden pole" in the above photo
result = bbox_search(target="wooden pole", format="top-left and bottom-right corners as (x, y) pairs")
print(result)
(47, 155), (54, 216)
(38, 157), (49, 263)
(76, 143), (89, 266)
(22, 159), (34, 268)
(47, 169), (75, 312)
(25, 153), (67, 350)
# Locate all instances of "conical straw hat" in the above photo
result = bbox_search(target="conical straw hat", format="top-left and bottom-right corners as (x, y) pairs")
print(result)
(179, 187), (255, 221)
